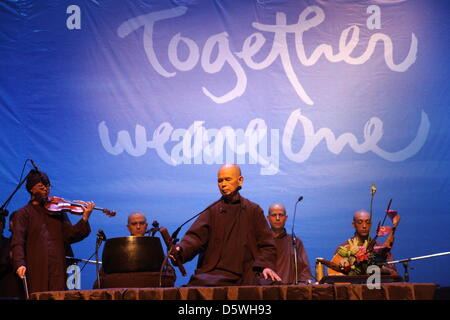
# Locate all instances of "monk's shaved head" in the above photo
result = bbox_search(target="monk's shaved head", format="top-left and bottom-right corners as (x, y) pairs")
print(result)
(269, 203), (286, 214)
(127, 211), (148, 237)
(217, 163), (243, 199)
(353, 210), (371, 221)
(218, 163), (241, 176)
(267, 202), (288, 231)
(352, 209), (371, 239)
(127, 211), (146, 224)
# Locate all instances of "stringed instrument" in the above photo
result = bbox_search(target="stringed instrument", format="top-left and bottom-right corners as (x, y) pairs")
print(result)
(316, 257), (348, 275)
(382, 210), (400, 249)
(44, 196), (116, 217)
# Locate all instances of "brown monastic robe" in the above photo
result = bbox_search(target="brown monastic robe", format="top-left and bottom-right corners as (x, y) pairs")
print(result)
(0, 236), (23, 299)
(11, 202), (90, 293)
(272, 229), (312, 284)
(179, 195), (277, 286)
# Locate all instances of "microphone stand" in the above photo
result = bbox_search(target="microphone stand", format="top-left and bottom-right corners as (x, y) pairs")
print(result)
(170, 197), (224, 245)
(385, 251), (450, 282)
(95, 231), (105, 289)
(292, 238), (299, 285)
(65, 256), (101, 265)
(291, 196), (303, 285)
(164, 196), (226, 282)
(159, 250), (171, 288)
(145, 220), (172, 287)
(0, 170), (35, 216)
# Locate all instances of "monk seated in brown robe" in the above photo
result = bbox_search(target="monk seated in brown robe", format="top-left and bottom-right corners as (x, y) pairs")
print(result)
(170, 164), (282, 287)
(267, 203), (312, 284)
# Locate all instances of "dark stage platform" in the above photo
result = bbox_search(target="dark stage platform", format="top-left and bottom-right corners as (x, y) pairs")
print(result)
(30, 283), (437, 300)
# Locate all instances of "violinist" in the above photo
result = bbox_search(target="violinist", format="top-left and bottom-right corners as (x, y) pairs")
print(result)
(11, 169), (95, 294)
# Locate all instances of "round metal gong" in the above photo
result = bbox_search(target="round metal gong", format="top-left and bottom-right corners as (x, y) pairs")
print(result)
(102, 236), (164, 273)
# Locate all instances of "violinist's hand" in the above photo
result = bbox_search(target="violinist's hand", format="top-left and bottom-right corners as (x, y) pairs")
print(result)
(82, 201), (95, 222)
(16, 266), (26, 279)
(262, 268), (282, 282)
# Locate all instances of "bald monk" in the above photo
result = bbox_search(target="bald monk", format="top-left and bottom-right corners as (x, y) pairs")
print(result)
(329, 210), (397, 275)
(171, 164), (281, 286)
(267, 203), (312, 284)
(127, 211), (148, 237)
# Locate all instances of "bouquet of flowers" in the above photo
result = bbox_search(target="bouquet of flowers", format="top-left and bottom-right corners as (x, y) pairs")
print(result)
(336, 238), (372, 275)
(334, 185), (401, 276)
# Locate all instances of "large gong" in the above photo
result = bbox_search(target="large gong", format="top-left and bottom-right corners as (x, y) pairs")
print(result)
(102, 236), (165, 273)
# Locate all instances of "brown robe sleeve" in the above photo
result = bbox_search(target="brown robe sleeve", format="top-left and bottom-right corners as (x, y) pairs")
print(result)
(179, 212), (210, 263)
(61, 214), (91, 244)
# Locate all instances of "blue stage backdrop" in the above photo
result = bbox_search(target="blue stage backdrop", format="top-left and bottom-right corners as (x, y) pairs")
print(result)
(1, 0), (449, 289)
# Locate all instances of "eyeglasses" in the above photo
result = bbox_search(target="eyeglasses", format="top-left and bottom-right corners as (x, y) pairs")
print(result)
(33, 183), (51, 190)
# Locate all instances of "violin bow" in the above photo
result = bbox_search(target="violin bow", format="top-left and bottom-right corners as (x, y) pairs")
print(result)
(368, 198), (392, 251)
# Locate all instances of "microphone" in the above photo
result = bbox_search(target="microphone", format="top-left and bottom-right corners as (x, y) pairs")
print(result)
(29, 159), (40, 172)
(291, 196), (303, 284)
(291, 196), (303, 236)
(170, 186), (242, 250)
(97, 229), (107, 242)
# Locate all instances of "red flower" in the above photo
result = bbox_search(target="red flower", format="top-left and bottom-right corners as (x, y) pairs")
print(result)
(355, 247), (369, 262)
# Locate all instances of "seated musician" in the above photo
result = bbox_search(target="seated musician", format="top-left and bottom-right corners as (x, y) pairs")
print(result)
(127, 211), (148, 237)
(94, 211), (176, 288)
(328, 209), (397, 276)
(267, 203), (312, 284)
(127, 211), (176, 278)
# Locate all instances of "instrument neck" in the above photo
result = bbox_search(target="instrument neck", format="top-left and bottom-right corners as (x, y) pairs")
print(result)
(58, 201), (104, 211)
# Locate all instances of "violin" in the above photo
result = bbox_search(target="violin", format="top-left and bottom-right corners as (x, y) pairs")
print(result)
(44, 196), (116, 217)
